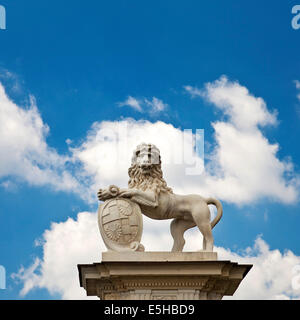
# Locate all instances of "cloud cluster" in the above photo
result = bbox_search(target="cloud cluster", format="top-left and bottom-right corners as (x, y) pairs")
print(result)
(218, 237), (300, 300)
(2, 75), (300, 299)
(12, 211), (300, 300)
(72, 76), (299, 205)
(1, 76), (298, 205)
(12, 212), (101, 299)
(184, 76), (298, 204)
(0, 83), (81, 194)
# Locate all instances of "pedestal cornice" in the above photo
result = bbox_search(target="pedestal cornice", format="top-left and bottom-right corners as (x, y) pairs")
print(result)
(78, 252), (252, 300)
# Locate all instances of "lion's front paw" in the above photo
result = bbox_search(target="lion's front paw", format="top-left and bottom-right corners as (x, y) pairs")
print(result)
(98, 185), (122, 201)
(97, 189), (111, 201)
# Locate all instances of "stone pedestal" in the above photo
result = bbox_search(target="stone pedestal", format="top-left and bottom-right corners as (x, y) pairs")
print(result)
(78, 252), (252, 300)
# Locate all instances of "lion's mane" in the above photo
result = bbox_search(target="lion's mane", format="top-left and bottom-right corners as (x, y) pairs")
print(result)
(128, 163), (173, 195)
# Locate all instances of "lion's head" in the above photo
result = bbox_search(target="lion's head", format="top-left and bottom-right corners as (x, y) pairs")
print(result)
(128, 143), (173, 195)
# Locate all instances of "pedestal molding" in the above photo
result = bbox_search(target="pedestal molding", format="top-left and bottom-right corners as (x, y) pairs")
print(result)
(78, 252), (252, 300)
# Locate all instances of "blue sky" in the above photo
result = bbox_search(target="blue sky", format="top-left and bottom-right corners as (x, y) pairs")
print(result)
(1, 0), (300, 299)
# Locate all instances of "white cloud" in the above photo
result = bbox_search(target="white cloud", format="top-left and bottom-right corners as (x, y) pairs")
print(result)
(186, 76), (277, 130)
(217, 237), (300, 300)
(12, 212), (101, 299)
(0, 69), (23, 94)
(183, 85), (202, 98)
(295, 80), (300, 101)
(118, 96), (167, 114)
(0, 83), (82, 194)
(71, 113), (298, 205)
(69, 76), (299, 205)
(3, 75), (300, 299)
(183, 76), (299, 204)
(13, 213), (300, 300)
(2, 75), (297, 205)
(203, 76), (277, 129)
(118, 96), (143, 112)
(145, 97), (168, 113)
(0, 180), (17, 192)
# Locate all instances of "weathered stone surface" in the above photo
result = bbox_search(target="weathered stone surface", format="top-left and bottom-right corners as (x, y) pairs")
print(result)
(98, 197), (144, 252)
(78, 144), (253, 300)
(102, 251), (218, 262)
(97, 143), (223, 252)
(78, 252), (252, 300)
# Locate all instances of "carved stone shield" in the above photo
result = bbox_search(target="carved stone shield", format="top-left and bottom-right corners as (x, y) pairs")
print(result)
(98, 198), (144, 252)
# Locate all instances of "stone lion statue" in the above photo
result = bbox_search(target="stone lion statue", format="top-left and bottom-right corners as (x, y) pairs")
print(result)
(98, 143), (223, 252)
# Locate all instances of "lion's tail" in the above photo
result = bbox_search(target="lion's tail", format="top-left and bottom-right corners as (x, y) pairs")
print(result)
(206, 197), (223, 229)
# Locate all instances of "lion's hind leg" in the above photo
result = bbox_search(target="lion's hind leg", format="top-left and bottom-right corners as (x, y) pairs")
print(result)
(170, 218), (196, 252)
(191, 210), (214, 252)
